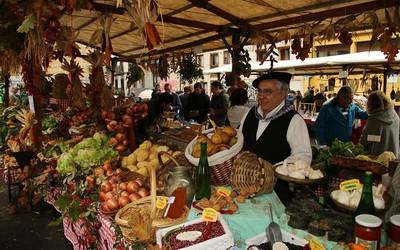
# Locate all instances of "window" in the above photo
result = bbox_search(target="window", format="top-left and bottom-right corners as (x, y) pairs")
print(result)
(210, 53), (219, 68)
(223, 51), (231, 64)
(316, 44), (350, 57)
(196, 55), (204, 67)
(279, 47), (290, 60)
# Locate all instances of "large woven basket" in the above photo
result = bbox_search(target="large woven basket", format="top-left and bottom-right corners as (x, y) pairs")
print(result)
(115, 152), (189, 243)
(231, 151), (276, 195)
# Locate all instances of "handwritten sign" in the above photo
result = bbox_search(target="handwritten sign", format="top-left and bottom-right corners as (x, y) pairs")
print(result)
(202, 208), (218, 222)
(156, 197), (167, 209)
(310, 237), (326, 250)
(217, 187), (231, 197)
(340, 179), (361, 191)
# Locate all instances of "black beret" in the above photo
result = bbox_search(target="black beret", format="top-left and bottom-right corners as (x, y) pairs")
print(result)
(252, 72), (292, 88)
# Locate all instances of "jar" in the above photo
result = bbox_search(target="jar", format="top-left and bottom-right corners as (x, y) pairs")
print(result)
(165, 166), (195, 207)
(354, 214), (382, 250)
(388, 214), (400, 244)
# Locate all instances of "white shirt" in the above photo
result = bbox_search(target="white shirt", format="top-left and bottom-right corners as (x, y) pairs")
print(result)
(239, 101), (312, 164)
(227, 105), (250, 128)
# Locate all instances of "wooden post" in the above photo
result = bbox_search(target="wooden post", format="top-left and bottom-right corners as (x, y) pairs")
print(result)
(231, 28), (241, 88)
(3, 72), (10, 108)
(383, 70), (388, 94)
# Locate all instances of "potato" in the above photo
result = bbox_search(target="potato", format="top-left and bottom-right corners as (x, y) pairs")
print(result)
(136, 167), (148, 176)
(148, 152), (158, 161)
(236, 195), (246, 203)
(222, 126), (237, 137)
(229, 137), (238, 146)
(150, 159), (160, 169)
(150, 144), (159, 152)
(137, 161), (150, 169)
(139, 140), (152, 150)
(136, 149), (149, 162)
(219, 131), (230, 144)
(211, 133), (222, 144)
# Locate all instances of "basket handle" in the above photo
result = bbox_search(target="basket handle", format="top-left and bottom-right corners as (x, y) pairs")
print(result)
(150, 162), (157, 220)
(157, 151), (180, 169)
(197, 118), (217, 135)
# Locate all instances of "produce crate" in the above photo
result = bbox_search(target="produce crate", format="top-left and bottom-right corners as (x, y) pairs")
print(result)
(156, 215), (234, 250)
(331, 155), (393, 175)
(246, 229), (308, 249)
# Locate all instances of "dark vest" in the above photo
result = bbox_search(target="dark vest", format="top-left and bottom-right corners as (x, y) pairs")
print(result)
(242, 107), (296, 164)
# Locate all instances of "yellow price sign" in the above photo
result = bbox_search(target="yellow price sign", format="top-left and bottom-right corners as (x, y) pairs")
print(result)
(217, 187), (231, 197)
(310, 238), (326, 250)
(202, 208), (218, 222)
(156, 197), (168, 209)
(340, 179), (361, 191)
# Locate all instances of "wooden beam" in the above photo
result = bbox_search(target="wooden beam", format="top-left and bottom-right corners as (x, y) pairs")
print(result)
(129, 33), (223, 58)
(110, 4), (196, 39)
(161, 15), (220, 31)
(75, 17), (97, 30)
(188, 0), (248, 29)
(118, 30), (210, 54)
(91, 2), (124, 15)
(253, 0), (399, 31)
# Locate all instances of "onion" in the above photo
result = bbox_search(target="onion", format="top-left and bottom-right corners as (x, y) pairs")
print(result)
(129, 193), (141, 202)
(101, 203), (110, 213)
(115, 145), (126, 153)
(99, 192), (106, 202)
(119, 182), (127, 191)
(101, 111), (108, 120)
(122, 115), (133, 127)
(112, 183), (117, 190)
(115, 168), (122, 174)
(105, 192), (114, 200)
(118, 196), (130, 208)
(94, 167), (104, 177)
(134, 179), (143, 187)
(85, 176), (94, 186)
(109, 178), (116, 184)
(108, 137), (118, 146)
(120, 191), (129, 197)
(102, 162), (112, 171)
(127, 181), (139, 193)
(106, 198), (119, 211)
(106, 169), (114, 177)
(115, 133), (125, 142)
(101, 181), (112, 193)
(138, 187), (149, 198)
(122, 139), (129, 146)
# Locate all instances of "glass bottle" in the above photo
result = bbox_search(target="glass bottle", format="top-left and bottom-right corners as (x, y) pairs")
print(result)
(195, 142), (211, 200)
(355, 171), (375, 216)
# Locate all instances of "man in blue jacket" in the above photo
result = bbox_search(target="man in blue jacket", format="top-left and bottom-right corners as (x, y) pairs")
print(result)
(315, 86), (368, 146)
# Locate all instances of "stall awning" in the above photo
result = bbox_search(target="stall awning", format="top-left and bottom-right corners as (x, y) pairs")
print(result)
(203, 51), (400, 75)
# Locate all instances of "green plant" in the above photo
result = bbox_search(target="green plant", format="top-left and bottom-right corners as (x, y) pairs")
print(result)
(126, 63), (144, 88)
(178, 53), (203, 84)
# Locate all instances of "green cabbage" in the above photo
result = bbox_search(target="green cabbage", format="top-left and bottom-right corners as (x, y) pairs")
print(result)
(56, 153), (76, 176)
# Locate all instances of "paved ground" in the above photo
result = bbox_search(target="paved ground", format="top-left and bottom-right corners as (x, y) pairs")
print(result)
(0, 183), (72, 250)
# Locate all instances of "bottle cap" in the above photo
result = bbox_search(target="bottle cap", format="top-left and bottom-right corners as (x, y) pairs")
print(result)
(390, 214), (400, 227)
(272, 242), (289, 250)
(355, 214), (382, 228)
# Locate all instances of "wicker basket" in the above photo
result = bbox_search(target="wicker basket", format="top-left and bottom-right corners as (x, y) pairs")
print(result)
(115, 152), (189, 243)
(231, 151), (276, 195)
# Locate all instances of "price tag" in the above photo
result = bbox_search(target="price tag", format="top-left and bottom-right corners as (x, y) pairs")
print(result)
(310, 238), (325, 250)
(340, 179), (361, 191)
(202, 208), (218, 222)
(156, 197), (167, 209)
(217, 187), (231, 197)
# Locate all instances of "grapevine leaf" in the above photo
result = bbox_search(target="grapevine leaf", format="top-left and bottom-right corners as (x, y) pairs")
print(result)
(69, 201), (81, 221)
(55, 194), (72, 212)
(17, 14), (37, 33)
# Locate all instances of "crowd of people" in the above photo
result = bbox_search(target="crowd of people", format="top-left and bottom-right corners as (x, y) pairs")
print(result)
(149, 81), (250, 128)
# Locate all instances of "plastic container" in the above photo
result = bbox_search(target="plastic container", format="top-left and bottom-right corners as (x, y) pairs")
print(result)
(354, 214), (382, 250)
(388, 214), (400, 244)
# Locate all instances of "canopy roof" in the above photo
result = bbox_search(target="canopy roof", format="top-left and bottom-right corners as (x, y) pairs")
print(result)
(60, 0), (399, 60)
(204, 51), (400, 75)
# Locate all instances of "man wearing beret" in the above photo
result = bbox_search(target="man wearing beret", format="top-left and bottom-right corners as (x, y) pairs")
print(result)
(240, 72), (312, 204)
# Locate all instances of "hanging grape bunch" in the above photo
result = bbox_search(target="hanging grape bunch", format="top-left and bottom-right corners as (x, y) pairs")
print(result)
(338, 29), (353, 46)
(291, 38), (311, 61)
(40, 6), (62, 46)
(379, 29), (399, 64)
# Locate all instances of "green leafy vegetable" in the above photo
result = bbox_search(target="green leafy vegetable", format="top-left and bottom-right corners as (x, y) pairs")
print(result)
(17, 14), (37, 33)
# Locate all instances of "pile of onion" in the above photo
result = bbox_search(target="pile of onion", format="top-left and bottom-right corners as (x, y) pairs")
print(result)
(100, 179), (149, 213)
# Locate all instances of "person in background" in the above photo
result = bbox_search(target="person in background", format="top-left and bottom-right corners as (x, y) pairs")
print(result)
(159, 83), (182, 114)
(315, 86), (368, 146)
(302, 89), (314, 104)
(57, 83), (73, 112)
(187, 82), (210, 124)
(228, 88), (249, 128)
(294, 90), (302, 110)
(149, 83), (162, 121)
(360, 91), (399, 157)
(179, 86), (192, 121)
(240, 72), (312, 204)
(210, 81), (229, 127)
(152, 84), (161, 99)
(314, 90), (327, 112)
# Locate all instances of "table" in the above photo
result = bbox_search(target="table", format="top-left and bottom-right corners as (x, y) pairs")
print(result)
(188, 191), (338, 249)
